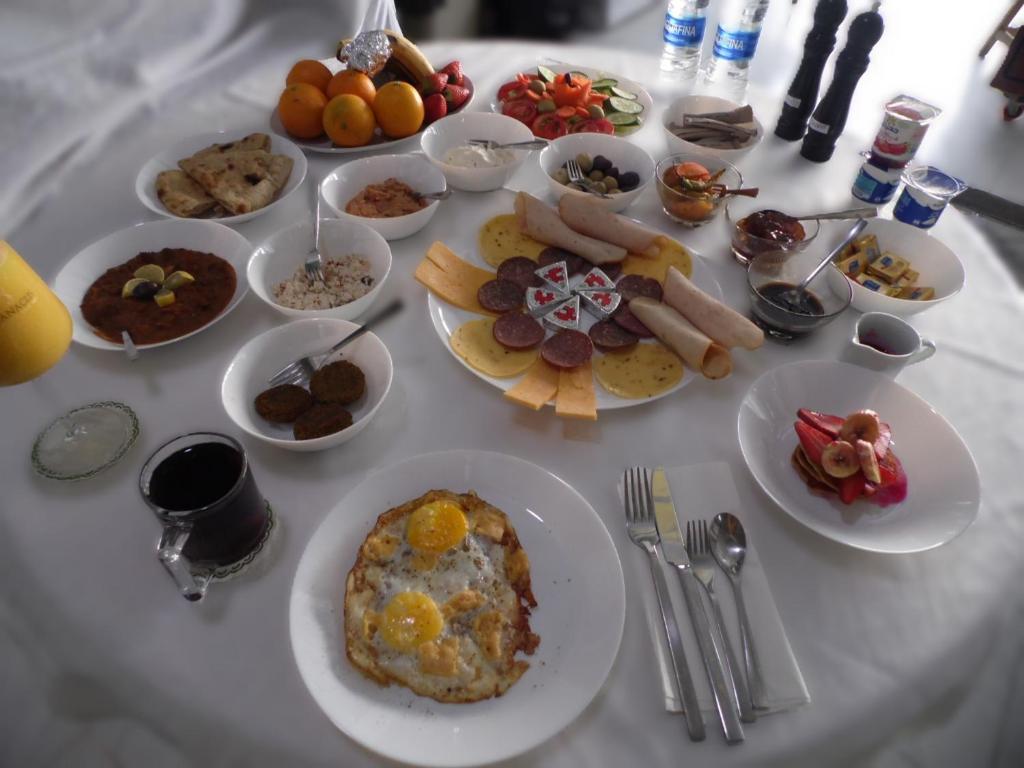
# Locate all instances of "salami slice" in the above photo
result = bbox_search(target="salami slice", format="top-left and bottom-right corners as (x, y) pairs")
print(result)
(539, 246), (585, 276)
(477, 279), (525, 313)
(612, 304), (654, 338)
(541, 329), (594, 369)
(589, 320), (639, 351)
(497, 256), (543, 290)
(616, 274), (663, 303)
(493, 311), (545, 350)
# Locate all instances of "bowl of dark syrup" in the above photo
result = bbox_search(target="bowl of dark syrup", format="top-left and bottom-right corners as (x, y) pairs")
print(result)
(747, 247), (852, 341)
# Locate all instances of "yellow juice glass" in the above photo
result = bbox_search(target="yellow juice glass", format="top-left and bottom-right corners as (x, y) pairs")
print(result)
(0, 241), (72, 386)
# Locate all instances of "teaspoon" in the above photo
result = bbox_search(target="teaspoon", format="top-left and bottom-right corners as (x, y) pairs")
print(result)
(709, 512), (767, 710)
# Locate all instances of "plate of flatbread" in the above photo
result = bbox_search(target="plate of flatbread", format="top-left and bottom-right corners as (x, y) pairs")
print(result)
(135, 131), (307, 225)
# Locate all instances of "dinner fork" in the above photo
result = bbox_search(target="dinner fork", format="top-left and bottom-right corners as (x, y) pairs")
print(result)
(686, 520), (755, 723)
(267, 298), (403, 387)
(565, 159), (611, 199)
(624, 467), (706, 741)
(305, 184), (326, 286)
(466, 138), (549, 151)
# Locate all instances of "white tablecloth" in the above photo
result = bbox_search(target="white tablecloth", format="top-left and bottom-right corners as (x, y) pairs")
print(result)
(3, 27), (1024, 768)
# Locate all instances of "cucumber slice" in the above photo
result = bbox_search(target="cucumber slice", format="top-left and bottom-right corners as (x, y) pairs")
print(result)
(610, 85), (638, 100)
(608, 96), (643, 114)
(614, 124), (639, 136)
(591, 78), (618, 89)
(537, 65), (556, 83)
(605, 112), (639, 126)
(568, 70), (590, 81)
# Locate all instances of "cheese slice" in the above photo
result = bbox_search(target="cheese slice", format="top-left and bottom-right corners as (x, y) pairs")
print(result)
(555, 361), (598, 420)
(425, 241), (497, 284)
(414, 259), (496, 316)
(504, 358), (560, 410)
(620, 236), (693, 283)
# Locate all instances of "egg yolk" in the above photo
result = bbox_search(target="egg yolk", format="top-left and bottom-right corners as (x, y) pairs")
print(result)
(380, 591), (444, 652)
(406, 500), (468, 553)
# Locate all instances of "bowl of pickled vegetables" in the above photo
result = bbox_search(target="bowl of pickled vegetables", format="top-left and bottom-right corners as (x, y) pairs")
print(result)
(655, 154), (742, 228)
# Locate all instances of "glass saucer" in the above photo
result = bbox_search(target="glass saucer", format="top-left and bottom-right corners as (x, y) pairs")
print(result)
(31, 401), (140, 481)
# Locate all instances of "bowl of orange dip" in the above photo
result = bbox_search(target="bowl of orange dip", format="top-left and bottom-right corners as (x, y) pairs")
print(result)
(321, 154), (446, 241)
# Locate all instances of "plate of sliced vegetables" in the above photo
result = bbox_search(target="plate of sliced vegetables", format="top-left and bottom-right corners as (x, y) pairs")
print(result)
(490, 63), (652, 139)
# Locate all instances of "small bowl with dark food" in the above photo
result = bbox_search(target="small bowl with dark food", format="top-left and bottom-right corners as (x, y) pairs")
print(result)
(221, 318), (393, 452)
(662, 94), (763, 162)
(248, 218), (391, 321)
(726, 200), (820, 266)
(321, 154), (446, 241)
(747, 246), (852, 342)
(539, 132), (653, 212)
(655, 154), (741, 227)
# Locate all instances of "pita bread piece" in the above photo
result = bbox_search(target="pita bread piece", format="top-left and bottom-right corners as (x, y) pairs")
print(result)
(192, 132), (271, 158)
(180, 150), (277, 215)
(155, 170), (218, 218)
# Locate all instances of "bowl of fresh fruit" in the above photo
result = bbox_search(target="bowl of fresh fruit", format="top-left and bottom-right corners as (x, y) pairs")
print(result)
(492, 63), (651, 139)
(272, 32), (472, 153)
(539, 132), (653, 212)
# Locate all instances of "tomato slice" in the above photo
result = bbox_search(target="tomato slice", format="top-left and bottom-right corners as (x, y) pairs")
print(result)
(498, 81), (527, 102)
(502, 99), (539, 126)
(531, 113), (568, 140)
(570, 118), (615, 135)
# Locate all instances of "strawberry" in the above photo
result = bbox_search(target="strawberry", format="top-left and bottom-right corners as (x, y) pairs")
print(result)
(871, 451), (908, 507)
(797, 408), (844, 438)
(837, 472), (867, 505)
(440, 60), (464, 87)
(442, 84), (471, 109)
(422, 92), (447, 125)
(420, 72), (449, 96)
(794, 421), (832, 466)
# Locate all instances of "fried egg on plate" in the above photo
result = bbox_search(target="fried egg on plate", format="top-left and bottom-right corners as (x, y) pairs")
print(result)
(344, 490), (539, 703)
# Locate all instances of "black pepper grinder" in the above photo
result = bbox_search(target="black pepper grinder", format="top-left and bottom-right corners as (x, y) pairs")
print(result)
(800, 2), (884, 162)
(775, 0), (848, 141)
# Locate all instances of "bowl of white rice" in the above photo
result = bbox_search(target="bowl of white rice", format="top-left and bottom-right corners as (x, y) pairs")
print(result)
(248, 217), (391, 321)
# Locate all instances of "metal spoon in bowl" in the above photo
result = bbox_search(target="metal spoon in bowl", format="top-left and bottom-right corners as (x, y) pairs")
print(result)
(466, 138), (549, 151)
(773, 218), (867, 312)
(709, 513), (766, 710)
(414, 188), (452, 202)
(795, 206), (878, 221)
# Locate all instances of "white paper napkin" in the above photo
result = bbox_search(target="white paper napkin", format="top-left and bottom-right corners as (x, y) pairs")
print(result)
(627, 462), (809, 715)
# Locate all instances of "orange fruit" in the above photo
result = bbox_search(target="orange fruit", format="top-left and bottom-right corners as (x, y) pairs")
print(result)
(323, 94), (377, 147)
(372, 81), (425, 139)
(286, 59), (332, 94)
(326, 69), (377, 105)
(674, 161), (711, 181)
(278, 83), (328, 139)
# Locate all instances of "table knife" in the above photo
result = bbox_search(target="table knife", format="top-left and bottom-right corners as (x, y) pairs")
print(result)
(951, 187), (1024, 230)
(651, 467), (745, 744)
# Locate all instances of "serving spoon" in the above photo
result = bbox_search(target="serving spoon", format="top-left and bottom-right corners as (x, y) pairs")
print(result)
(709, 513), (766, 710)
(772, 218), (867, 312)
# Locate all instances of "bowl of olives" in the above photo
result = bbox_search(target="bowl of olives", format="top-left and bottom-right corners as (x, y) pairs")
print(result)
(539, 133), (654, 213)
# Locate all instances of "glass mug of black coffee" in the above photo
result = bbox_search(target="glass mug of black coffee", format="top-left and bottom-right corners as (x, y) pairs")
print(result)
(139, 432), (269, 601)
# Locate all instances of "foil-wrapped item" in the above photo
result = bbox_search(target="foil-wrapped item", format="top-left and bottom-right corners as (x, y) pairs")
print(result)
(338, 30), (391, 76)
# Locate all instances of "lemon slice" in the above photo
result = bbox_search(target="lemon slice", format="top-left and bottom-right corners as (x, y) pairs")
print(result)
(133, 264), (165, 283)
(163, 270), (195, 291)
(153, 288), (175, 307)
(121, 278), (147, 298)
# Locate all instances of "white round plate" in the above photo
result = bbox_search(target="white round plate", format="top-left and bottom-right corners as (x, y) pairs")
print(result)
(221, 318), (393, 452)
(269, 57), (474, 154)
(289, 449), (625, 766)
(738, 360), (980, 553)
(427, 191), (723, 411)
(134, 130), (307, 225)
(52, 218), (251, 351)
(490, 62), (653, 137)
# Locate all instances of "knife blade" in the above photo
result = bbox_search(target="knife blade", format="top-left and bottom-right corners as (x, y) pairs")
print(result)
(652, 467), (745, 744)
(952, 187), (1024, 230)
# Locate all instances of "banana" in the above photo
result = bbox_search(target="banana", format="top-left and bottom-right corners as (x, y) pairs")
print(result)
(336, 29), (434, 85)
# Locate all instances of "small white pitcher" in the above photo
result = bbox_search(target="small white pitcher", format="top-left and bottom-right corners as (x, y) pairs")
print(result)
(842, 312), (936, 377)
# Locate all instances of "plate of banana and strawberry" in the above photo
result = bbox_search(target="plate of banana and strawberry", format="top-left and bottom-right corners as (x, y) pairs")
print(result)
(272, 29), (474, 154)
(738, 360), (980, 554)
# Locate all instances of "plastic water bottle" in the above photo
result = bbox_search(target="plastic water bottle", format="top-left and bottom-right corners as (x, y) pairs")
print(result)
(659, 0), (711, 80)
(702, 0), (772, 88)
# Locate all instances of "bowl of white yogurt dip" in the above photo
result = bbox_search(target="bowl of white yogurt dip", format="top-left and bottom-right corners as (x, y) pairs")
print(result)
(420, 112), (535, 192)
